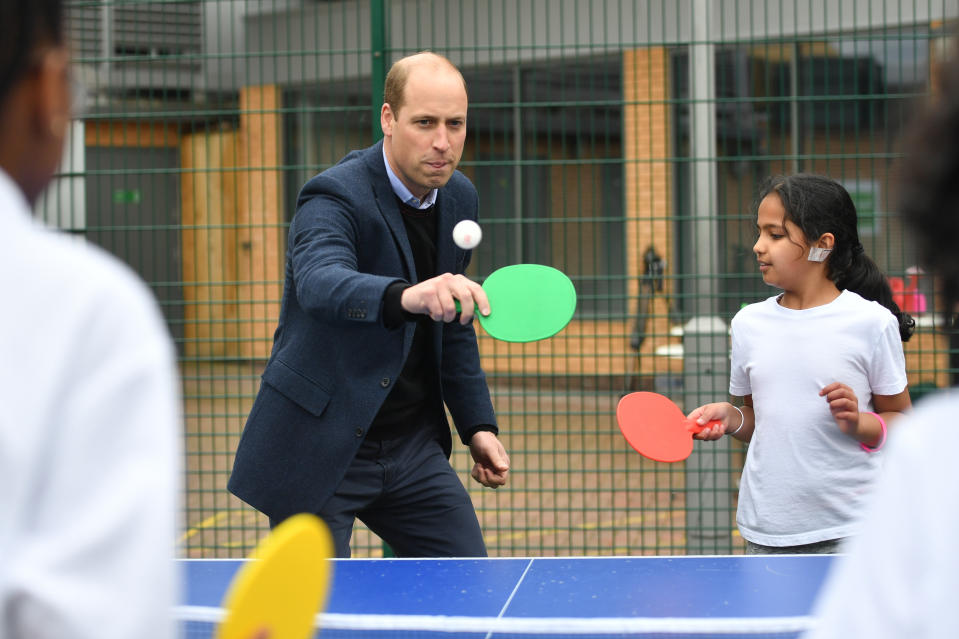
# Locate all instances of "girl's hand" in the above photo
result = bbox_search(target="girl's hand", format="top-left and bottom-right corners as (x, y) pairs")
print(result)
(687, 402), (735, 441)
(819, 382), (860, 436)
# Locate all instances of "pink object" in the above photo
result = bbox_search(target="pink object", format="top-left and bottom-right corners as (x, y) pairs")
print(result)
(860, 411), (887, 452)
(889, 275), (927, 313)
(908, 291), (927, 313)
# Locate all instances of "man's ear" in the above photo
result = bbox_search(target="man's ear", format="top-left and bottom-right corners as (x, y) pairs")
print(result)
(31, 47), (70, 142)
(380, 102), (394, 137)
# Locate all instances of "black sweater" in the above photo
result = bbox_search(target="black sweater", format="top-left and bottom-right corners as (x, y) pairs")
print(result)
(365, 199), (440, 440)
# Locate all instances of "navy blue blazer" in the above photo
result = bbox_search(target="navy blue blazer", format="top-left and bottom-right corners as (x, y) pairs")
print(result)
(228, 141), (497, 521)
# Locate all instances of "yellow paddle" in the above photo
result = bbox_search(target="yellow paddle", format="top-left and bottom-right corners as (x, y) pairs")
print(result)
(216, 513), (334, 639)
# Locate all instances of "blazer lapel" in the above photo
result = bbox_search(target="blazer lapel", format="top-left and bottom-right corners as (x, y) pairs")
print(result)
(435, 190), (458, 276)
(364, 142), (417, 282)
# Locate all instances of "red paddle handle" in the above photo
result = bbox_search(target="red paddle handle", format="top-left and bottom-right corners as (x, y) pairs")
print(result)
(684, 418), (722, 434)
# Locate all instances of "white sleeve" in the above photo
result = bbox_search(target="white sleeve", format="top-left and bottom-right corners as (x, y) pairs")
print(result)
(728, 318), (750, 396)
(867, 315), (908, 397)
(6, 279), (181, 639)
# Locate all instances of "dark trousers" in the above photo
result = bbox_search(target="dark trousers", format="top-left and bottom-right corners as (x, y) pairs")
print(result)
(274, 425), (487, 558)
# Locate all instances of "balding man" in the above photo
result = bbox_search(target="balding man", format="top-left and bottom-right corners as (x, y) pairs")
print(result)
(229, 52), (509, 558)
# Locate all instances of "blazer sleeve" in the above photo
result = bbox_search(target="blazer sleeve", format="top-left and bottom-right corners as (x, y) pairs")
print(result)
(437, 181), (498, 441)
(289, 171), (406, 326)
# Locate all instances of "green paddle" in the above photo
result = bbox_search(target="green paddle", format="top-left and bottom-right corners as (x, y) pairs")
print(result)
(458, 263), (577, 343)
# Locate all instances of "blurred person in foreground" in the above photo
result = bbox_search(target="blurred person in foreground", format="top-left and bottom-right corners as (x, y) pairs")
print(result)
(804, 41), (959, 639)
(0, 1), (181, 638)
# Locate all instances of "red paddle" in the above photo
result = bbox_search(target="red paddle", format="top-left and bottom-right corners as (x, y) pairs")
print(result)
(616, 392), (722, 463)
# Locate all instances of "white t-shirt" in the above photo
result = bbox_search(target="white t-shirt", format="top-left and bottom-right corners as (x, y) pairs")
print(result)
(0, 169), (182, 639)
(805, 391), (959, 639)
(729, 290), (907, 546)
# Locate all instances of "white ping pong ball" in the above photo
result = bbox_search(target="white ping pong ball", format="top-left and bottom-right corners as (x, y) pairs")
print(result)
(453, 219), (482, 250)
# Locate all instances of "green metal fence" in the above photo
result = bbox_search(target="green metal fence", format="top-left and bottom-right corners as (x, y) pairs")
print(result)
(56, 0), (957, 558)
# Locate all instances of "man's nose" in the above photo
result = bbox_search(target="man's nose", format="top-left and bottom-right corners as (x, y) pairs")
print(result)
(433, 128), (451, 151)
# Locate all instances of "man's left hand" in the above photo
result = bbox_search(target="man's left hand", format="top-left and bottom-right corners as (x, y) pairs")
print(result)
(468, 431), (510, 489)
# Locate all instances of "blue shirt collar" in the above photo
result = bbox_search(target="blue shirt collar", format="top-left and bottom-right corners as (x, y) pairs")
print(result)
(382, 145), (437, 209)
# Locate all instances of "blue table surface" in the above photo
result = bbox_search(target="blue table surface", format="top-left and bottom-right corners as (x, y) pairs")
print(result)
(182, 555), (835, 620)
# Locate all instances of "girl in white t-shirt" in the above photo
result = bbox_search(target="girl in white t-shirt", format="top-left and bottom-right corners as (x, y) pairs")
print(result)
(688, 173), (914, 554)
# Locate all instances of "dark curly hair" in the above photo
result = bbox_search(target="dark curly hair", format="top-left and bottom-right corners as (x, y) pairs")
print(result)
(757, 173), (915, 342)
(898, 45), (959, 316)
(0, 0), (65, 107)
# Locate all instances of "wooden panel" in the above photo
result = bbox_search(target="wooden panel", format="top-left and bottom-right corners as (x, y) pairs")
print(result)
(180, 131), (239, 358)
(904, 324), (950, 391)
(622, 48), (676, 376)
(237, 85), (284, 360)
(85, 121), (180, 148)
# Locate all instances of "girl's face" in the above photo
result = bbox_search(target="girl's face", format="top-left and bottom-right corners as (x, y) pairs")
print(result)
(752, 192), (813, 290)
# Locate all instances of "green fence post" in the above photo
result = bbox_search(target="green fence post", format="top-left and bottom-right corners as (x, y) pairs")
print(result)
(370, 0), (392, 559)
(370, 0), (386, 143)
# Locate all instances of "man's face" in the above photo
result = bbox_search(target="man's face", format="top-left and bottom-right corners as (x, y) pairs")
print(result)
(381, 64), (468, 200)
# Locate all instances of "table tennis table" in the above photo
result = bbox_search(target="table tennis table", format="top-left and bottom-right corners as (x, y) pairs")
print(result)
(179, 554), (835, 637)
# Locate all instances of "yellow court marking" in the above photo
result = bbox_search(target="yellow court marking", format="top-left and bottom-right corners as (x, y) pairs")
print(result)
(180, 509), (261, 544)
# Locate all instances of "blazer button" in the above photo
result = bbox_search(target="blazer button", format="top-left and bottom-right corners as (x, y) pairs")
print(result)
(380, 377), (390, 388)
(354, 427), (364, 437)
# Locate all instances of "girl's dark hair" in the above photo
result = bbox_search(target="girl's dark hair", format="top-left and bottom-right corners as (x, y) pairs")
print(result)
(758, 173), (915, 341)
(0, 0), (65, 107)
(898, 46), (959, 316)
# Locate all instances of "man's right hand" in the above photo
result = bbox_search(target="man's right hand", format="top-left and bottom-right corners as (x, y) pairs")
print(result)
(401, 273), (490, 324)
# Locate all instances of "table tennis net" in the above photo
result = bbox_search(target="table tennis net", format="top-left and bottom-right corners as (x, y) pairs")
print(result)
(176, 605), (816, 638)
